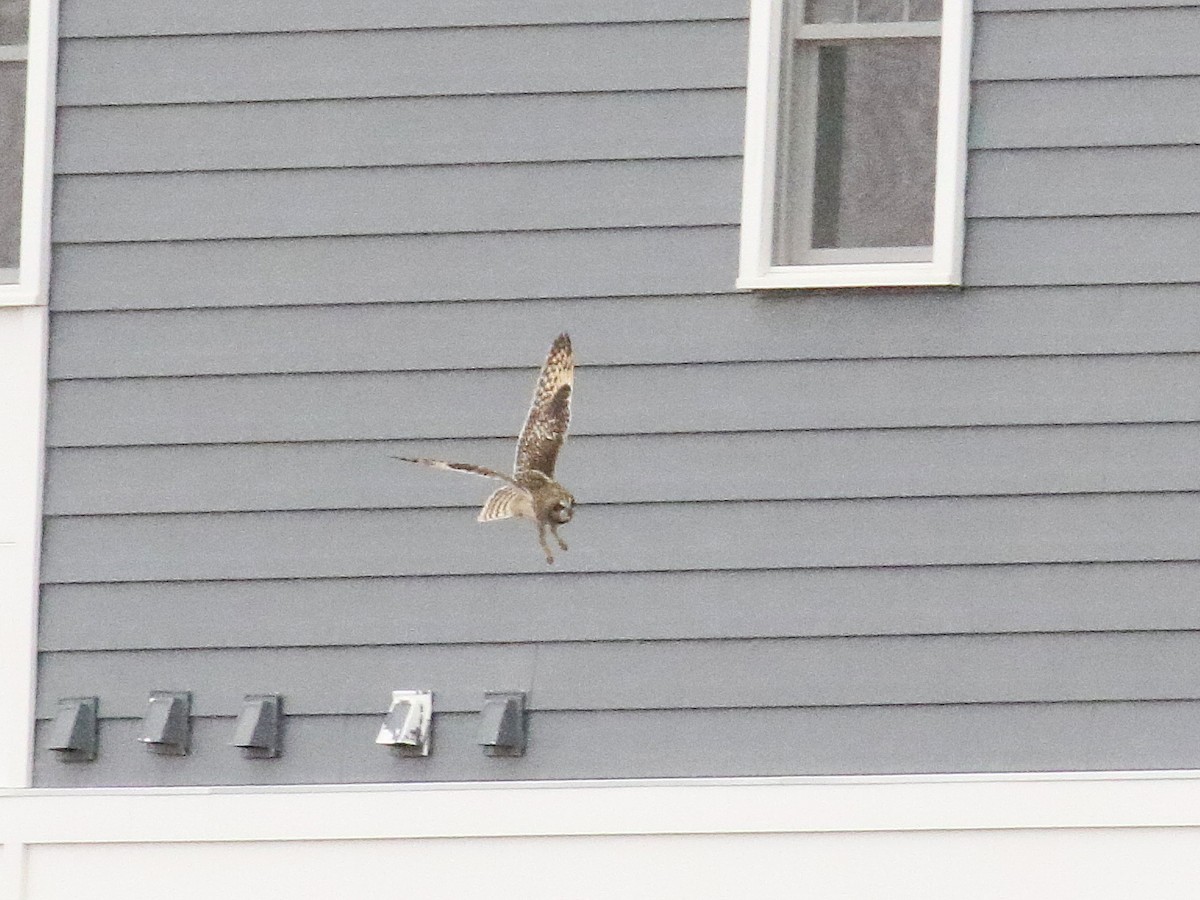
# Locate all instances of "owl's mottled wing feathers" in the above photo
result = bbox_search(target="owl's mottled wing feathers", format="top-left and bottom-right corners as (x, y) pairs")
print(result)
(392, 456), (517, 486)
(515, 333), (574, 478)
(477, 485), (534, 522)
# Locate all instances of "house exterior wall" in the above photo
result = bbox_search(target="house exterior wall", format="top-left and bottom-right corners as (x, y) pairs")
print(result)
(26, 0), (1200, 791)
(5, 1), (1200, 896)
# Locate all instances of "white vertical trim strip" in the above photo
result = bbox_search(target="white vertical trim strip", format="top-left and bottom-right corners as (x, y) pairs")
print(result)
(0, 0), (57, 789)
(0, 0), (58, 308)
(931, 0), (973, 285)
(737, 0), (785, 286)
(0, 305), (49, 789)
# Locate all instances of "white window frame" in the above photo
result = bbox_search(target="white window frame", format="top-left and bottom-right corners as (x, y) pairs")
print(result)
(0, 0), (57, 307)
(737, 0), (972, 291)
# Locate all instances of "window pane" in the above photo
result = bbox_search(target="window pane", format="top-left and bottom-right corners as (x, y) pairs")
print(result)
(805, 0), (853, 24)
(0, 61), (25, 270)
(809, 38), (939, 250)
(0, 0), (28, 44)
(858, 0), (906, 23)
(909, 0), (943, 22)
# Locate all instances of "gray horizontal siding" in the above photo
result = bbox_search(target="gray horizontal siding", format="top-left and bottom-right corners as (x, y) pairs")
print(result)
(52, 77), (1200, 184)
(58, 0), (749, 38)
(977, 0), (1200, 9)
(34, 701), (1200, 786)
(55, 90), (745, 175)
(967, 215), (1200, 285)
(45, 355), (1200, 447)
(970, 78), (1200, 149)
(57, 9), (1200, 106)
(54, 159), (741, 243)
(53, 145), (1199, 245)
(41, 424), (1200, 515)
(58, 21), (747, 106)
(41, 493), (1200, 583)
(39, 561), (1200, 651)
(50, 228), (738, 311)
(37, 632), (1200, 718)
(45, 286), (1200, 378)
(37, 0), (1200, 789)
(973, 7), (1200, 80)
(50, 216), (1200, 312)
(53, 76), (1199, 180)
(967, 146), (1200, 218)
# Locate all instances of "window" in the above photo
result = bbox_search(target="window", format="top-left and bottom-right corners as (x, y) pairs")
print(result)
(0, 0), (54, 305)
(738, 0), (972, 290)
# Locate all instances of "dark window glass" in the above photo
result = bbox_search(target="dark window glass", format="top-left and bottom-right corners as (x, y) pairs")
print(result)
(858, 0), (906, 23)
(805, 0), (854, 23)
(0, 60), (25, 270)
(0, 0), (29, 45)
(909, 0), (943, 22)
(809, 38), (939, 249)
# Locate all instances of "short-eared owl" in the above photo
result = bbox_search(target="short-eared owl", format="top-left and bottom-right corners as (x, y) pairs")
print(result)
(396, 333), (576, 564)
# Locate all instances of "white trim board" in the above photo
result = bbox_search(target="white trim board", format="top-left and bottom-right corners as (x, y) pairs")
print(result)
(5, 771), (1200, 845)
(17, 828), (1200, 900)
(0, 0), (56, 789)
(0, 305), (48, 790)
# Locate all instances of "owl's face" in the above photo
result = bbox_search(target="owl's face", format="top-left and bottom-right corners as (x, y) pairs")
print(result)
(549, 494), (575, 525)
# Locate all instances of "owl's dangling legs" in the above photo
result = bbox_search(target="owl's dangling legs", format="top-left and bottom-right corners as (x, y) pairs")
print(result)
(537, 521), (555, 565)
(550, 523), (568, 553)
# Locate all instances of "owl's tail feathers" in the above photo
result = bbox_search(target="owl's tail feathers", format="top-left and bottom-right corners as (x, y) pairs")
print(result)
(478, 486), (530, 522)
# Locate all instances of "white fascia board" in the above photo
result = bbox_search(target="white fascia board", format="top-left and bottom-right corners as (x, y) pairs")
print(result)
(6, 771), (1200, 845)
(737, 0), (973, 291)
(0, 0), (59, 308)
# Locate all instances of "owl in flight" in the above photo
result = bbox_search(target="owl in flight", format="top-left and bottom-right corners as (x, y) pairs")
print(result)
(396, 333), (576, 565)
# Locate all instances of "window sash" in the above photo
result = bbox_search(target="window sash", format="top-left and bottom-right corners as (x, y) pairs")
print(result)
(777, 34), (940, 264)
(794, 22), (941, 39)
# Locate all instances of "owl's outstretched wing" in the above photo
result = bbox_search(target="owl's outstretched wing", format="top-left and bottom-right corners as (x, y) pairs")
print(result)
(393, 457), (518, 486)
(514, 333), (574, 478)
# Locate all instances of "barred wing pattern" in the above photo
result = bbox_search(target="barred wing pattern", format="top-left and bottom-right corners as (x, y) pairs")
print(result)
(477, 485), (535, 522)
(514, 333), (574, 478)
(392, 456), (517, 486)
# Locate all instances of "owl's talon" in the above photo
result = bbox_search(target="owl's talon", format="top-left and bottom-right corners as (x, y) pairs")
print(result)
(556, 537), (568, 551)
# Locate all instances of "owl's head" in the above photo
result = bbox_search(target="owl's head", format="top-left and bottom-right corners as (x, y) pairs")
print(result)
(549, 493), (575, 525)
